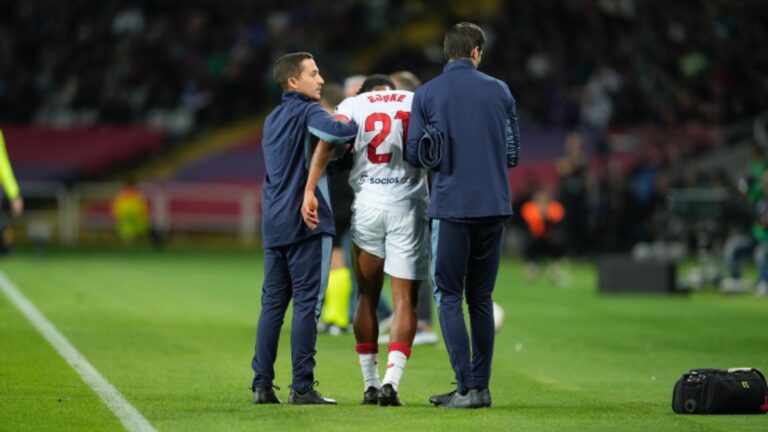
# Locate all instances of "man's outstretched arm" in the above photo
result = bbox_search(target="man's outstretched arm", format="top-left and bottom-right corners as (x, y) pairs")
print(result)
(307, 104), (357, 144)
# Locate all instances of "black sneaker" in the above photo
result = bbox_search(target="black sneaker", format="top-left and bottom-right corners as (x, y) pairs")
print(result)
(362, 386), (379, 405)
(252, 385), (281, 404)
(428, 389), (456, 406)
(377, 384), (403, 407)
(476, 388), (491, 408)
(288, 382), (337, 405)
(440, 389), (479, 409)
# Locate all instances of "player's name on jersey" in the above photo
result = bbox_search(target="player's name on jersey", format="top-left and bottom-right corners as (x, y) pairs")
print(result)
(366, 93), (407, 103)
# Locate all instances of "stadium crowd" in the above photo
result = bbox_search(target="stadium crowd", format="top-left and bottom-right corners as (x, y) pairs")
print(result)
(1, 0), (766, 257)
(1, 1), (766, 129)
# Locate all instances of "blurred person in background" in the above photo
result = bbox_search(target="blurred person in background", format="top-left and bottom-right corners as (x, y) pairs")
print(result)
(343, 75), (366, 98)
(390, 71), (421, 93)
(0, 130), (23, 218)
(722, 146), (768, 296)
(385, 70), (438, 346)
(110, 178), (164, 248)
(317, 82), (355, 335)
(110, 178), (150, 245)
(0, 130), (23, 253)
(319, 84), (345, 114)
(521, 187), (565, 283)
(750, 172), (768, 297)
(556, 131), (588, 255)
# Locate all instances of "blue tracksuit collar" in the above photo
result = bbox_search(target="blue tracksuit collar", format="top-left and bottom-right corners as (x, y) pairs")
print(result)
(444, 59), (476, 72)
(282, 91), (314, 103)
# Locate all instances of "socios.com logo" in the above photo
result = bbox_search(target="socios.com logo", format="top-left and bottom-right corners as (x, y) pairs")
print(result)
(358, 174), (368, 185)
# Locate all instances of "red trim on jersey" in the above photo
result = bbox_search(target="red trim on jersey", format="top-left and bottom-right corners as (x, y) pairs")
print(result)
(388, 342), (412, 359)
(355, 342), (379, 354)
(333, 114), (351, 123)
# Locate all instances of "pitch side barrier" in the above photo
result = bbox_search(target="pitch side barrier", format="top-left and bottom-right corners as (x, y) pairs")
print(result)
(10, 181), (261, 246)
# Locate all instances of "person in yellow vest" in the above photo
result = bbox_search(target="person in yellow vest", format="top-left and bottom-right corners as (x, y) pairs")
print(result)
(0, 130), (23, 218)
(110, 179), (150, 244)
(0, 130), (23, 252)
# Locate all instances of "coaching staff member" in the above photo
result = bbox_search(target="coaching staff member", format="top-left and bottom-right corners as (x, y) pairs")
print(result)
(251, 52), (358, 405)
(406, 22), (520, 409)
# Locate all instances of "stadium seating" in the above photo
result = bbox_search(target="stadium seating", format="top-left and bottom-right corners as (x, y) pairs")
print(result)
(174, 135), (265, 184)
(2, 125), (163, 182)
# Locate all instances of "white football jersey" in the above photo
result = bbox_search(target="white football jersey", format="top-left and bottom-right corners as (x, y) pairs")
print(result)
(335, 90), (428, 211)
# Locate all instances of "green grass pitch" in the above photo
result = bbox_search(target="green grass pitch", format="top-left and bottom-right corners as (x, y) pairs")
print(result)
(1, 249), (766, 431)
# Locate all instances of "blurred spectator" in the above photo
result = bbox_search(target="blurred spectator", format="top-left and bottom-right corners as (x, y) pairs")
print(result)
(627, 154), (660, 244)
(343, 75), (366, 98)
(0, 129), (23, 253)
(319, 83), (344, 113)
(111, 179), (161, 247)
(521, 187), (565, 283)
(318, 81), (355, 335)
(0, 130), (23, 218)
(722, 146), (768, 295)
(556, 131), (588, 254)
(722, 171), (768, 296)
(752, 175), (768, 297)
(594, 160), (631, 252)
(389, 71), (422, 92)
(387, 69), (436, 346)
(580, 63), (621, 130)
(739, 145), (768, 202)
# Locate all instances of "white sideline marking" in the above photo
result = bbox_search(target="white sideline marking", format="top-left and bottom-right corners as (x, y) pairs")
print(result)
(0, 271), (156, 432)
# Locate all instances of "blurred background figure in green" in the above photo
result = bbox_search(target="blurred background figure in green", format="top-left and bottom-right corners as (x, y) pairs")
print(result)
(110, 178), (163, 247)
(0, 129), (23, 253)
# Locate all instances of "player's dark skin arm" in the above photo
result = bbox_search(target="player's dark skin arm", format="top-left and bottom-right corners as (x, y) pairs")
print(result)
(302, 140), (336, 229)
(303, 114), (352, 228)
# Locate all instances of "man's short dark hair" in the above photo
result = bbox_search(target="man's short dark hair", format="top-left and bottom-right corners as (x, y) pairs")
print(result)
(358, 74), (396, 95)
(273, 52), (313, 90)
(443, 22), (486, 60)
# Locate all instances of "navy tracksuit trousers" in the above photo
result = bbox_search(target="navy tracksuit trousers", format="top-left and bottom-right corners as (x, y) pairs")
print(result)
(431, 219), (505, 393)
(251, 234), (331, 393)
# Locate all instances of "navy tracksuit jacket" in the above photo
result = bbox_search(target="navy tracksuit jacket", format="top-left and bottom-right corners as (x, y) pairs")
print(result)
(406, 59), (521, 393)
(252, 91), (357, 392)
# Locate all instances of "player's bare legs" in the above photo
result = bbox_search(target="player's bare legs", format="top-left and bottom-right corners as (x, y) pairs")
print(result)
(377, 276), (417, 405)
(388, 277), (418, 345)
(352, 244), (385, 343)
(352, 243), (385, 403)
(351, 244), (417, 405)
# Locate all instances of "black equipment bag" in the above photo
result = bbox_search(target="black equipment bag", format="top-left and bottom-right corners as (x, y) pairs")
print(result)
(672, 368), (768, 414)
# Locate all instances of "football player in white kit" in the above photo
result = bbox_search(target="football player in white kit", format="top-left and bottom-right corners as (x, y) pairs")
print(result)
(302, 74), (428, 406)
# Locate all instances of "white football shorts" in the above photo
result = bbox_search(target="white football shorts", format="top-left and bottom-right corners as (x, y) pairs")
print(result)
(351, 202), (430, 281)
